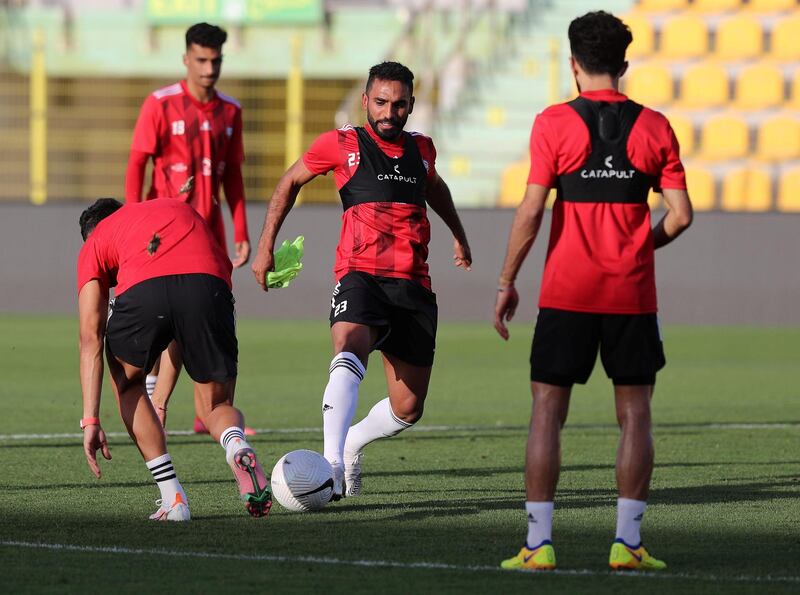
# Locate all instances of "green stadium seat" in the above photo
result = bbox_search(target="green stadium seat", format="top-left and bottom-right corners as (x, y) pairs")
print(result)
(714, 15), (764, 60)
(755, 114), (800, 161)
(624, 63), (673, 106)
(677, 62), (729, 109)
(734, 63), (785, 109)
(777, 168), (800, 211)
(683, 164), (717, 210)
(769, 14), (800, 62)
(699, 114), (750, 161)
(721, 166), (773, 211)
(659, 14), (709, 59)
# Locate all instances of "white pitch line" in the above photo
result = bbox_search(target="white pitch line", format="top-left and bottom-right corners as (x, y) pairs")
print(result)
(1, 541), (798, 585)
(0, 422), (798, 442)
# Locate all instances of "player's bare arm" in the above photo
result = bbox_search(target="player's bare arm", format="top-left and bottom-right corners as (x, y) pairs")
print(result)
(223, 161), (251, 268)
(251, 159), (317, 290)
(425, 172), (472, 270)
(494, 183), (549, 340)
(78, 279), (112, 477)
(652, 188), (693, 249)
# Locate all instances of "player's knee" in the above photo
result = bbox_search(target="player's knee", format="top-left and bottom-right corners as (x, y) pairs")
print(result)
(392, 399), (424, 424)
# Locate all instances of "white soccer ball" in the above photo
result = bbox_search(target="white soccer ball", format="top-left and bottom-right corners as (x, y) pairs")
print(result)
(270, 449), (333, 512)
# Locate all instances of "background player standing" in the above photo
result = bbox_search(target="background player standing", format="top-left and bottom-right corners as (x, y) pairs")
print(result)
(125, 23), (251, 434)
(494, 12), (693, 572)
(251, 62), (472, 499)
(77, 198), (271, 520)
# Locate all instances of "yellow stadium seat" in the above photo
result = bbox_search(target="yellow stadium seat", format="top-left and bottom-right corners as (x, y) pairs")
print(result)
(770, 14), (800, 62)
(660, 14), (709, 59)
(677, 62), (728, 109)
(721, 166), (773, 211)
(665, 112), (695, 157)
(625, 14), (655, 58)
(684, 164), (717, 210)
(691, 0), (742, 12)
(699, 115), (750, 161)
(648, 189), (663, 209)
(636, 0), (688, 10)
(747, 0), (797, 11)
(755, 115), (800, 161)
(624, 63), (673, 106)
(498, 158), (529, 207)
(777, 168), (800, 211)
(734, 63), (785, 109)
(714, 15), (764, 60)
(790, 72), (800, 109)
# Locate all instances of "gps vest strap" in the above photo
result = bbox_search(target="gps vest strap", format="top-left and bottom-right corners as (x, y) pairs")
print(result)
(556, 97), (654, 204)
(338, 127), (428, 210)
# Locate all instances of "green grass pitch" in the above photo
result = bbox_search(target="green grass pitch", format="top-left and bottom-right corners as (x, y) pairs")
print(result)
(0, 315), (798, 594)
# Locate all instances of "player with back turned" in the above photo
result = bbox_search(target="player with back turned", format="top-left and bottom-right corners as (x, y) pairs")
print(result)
(494, 11), (693, 571)
(125, 22), (251, 434)
(251, 62), (472, 500)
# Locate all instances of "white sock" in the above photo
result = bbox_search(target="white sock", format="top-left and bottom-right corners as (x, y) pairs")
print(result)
(616, 498), (646, 546)
(322, 352), (365, 468)
(146, 453), (186, 506)
(219, 426), (249, 465)
(525, 501), (554, 548)
(344, 397), (412, 458)
(145, 374), (158, 399)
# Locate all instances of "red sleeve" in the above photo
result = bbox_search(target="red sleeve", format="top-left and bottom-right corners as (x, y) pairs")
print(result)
(413, 134), (437, 181)
(227, 108), (245, 164)
(629, 109), (687, 191)
(125, 150), (149, 202)
(302, 130), (343, 175)
(76, 236), (111, 294)
(222, 161), (248, 242)
(527, 112), (558, 187)
(131, 95), (160, 155)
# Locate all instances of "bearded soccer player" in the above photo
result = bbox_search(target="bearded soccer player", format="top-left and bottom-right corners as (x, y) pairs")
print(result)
(77, 198), (271, 520)
(125, 22), (251, 434)
(494, 12), (693, 571)
(252, 62), (472, 499)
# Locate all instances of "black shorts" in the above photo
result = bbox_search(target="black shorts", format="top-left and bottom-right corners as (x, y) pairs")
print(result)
(106, 274), (238, 383)
(329, 271), (438, 367)
(530, 308), (665, 387)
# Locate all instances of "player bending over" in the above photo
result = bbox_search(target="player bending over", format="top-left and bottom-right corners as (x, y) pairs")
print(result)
(77, 198), (271, 520)
(252, 61), (472, 499)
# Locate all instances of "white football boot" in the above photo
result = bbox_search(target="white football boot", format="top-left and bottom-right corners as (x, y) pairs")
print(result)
(149, 493), (191, 521)
(344, 450), (363, 497)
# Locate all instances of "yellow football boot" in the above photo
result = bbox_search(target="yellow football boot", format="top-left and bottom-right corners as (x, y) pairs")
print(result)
(609, 539), (667, 570)
(500, 541), (556, 571)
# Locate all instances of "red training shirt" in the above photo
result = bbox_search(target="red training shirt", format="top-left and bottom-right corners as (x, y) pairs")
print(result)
(303, 124), (438, 289)
(528, 89), (686, 313)
(127, 80), (248, 246)
(77, 199), (233, 296)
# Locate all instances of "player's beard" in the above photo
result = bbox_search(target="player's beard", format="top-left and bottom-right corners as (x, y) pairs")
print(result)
(367, 112), (406, 141)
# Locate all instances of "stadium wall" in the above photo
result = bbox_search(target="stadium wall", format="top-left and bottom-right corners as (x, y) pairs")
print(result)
(1, 204), (798, 326)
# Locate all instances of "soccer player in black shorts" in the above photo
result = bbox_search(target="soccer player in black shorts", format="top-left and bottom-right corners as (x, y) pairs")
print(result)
(77, 198), (271, 520)
(252, 62), (472, 499)
(494, 12), (693, 571)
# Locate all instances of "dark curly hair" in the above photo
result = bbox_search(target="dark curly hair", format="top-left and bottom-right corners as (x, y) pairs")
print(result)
(366, 61), (414, 95)
(186, 22), (227, 50)
(79, 198), (122, 240)
(568, 11), (632, 77)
